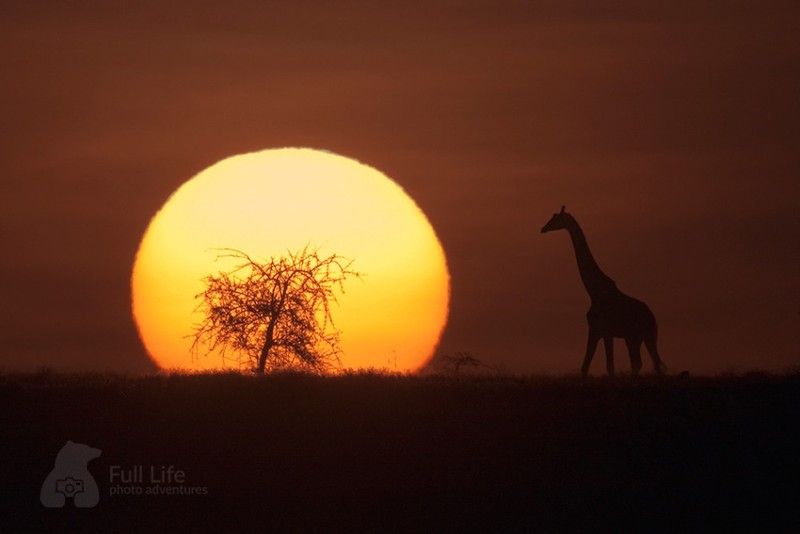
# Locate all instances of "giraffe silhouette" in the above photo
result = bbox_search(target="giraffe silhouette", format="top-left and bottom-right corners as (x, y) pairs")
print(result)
(541, 206), (666, 376)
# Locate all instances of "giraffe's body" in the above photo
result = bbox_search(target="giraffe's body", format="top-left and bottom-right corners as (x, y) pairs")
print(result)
(541, 206), (665, 376)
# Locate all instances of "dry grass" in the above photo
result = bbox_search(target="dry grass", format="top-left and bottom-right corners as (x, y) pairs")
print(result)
(2, 370), (799, 531)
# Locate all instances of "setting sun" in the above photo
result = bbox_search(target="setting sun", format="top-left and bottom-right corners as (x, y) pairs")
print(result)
(131, 148), (450, 373)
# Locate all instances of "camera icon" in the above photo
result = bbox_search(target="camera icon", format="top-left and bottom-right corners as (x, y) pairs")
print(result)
(55, 477), (85, 498)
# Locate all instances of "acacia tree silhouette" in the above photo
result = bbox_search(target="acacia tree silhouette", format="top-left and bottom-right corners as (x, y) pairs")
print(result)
(191, 247), (359, 374)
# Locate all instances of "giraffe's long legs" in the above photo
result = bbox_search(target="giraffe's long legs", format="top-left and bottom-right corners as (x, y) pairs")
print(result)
(581, 331), (601, 377)
(644, 334), (666, 374)
(603, 336), (614, 376)
(625, 338), (643, 376)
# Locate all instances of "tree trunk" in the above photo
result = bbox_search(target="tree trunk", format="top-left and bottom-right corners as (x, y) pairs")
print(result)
(257, 338), (272, 374)
(257, 319), (277, 374)
(256, 287), (287, 374)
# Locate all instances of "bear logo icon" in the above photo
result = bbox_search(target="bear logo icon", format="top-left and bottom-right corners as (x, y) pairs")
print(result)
(40, 440), (102, 508)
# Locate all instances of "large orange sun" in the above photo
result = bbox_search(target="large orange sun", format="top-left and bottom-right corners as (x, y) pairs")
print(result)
(131, 148), (450, 373)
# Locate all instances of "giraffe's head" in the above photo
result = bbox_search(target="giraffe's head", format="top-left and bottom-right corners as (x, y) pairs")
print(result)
(540, 206), (573, 233)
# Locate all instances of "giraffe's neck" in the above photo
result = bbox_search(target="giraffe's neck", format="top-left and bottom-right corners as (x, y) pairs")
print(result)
(565, 220), (616, 297)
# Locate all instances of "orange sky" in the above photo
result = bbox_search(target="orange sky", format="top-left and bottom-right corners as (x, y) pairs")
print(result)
(1, 1), (797, 374)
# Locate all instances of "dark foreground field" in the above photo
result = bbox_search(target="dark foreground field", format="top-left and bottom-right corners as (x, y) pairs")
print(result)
(2, 371), (800, 532)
